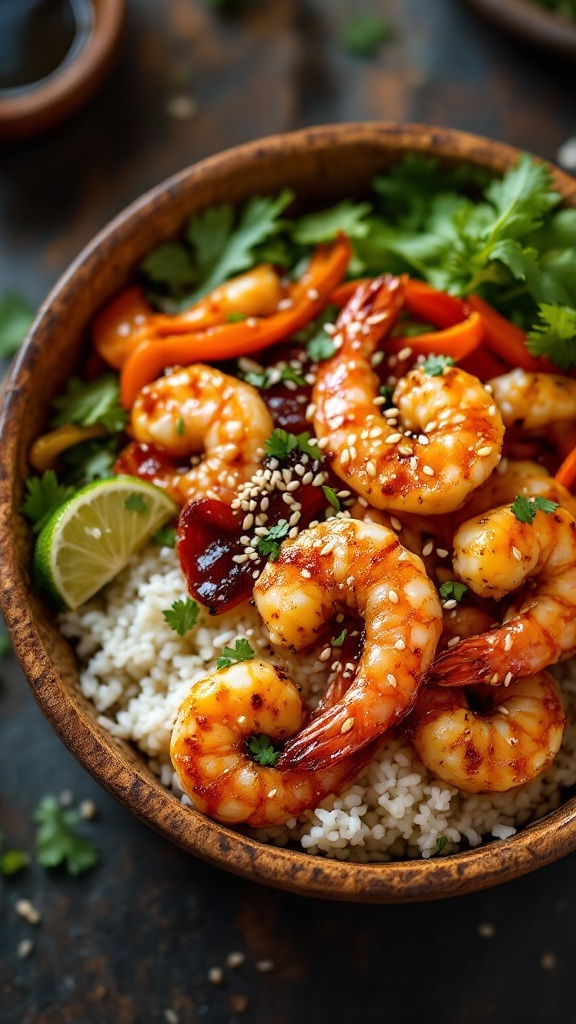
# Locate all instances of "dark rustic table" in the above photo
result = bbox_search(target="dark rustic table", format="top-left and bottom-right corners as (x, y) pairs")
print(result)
(3, 2), (576, 1021)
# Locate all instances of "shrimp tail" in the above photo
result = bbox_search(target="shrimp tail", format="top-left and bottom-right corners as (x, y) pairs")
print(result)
(278, 702), (389, 772)
(428, 632), (514, 688)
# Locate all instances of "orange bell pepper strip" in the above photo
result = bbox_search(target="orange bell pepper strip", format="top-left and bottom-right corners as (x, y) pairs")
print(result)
(555, 445), (576, 491)
(466, 295), (555, 373)
(386, 310), (484, 360)
(120, 237), (352, 409)
(404, 279), (468, 328)
(92, 286), (155, 370)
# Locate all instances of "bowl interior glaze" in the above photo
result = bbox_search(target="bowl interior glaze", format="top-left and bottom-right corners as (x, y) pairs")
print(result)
(3, 123), (576, 902)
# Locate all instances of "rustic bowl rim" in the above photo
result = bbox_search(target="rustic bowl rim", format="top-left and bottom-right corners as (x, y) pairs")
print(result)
(464, 0), (576, 57)
(3, 121), (576, 903)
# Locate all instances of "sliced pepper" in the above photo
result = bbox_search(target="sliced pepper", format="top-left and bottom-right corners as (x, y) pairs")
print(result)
(92, 286), (154, 370)
(387, 310), (484, 360)
(28, 423), (108, 473)
(466, 295), (556, 373)
(555, 446), (576, 491)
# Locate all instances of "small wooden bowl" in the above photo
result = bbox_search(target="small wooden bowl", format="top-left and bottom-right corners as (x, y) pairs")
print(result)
(0, 0), (125, 141)
(464, 0), (576, 58)
(2, 123), (576, 902)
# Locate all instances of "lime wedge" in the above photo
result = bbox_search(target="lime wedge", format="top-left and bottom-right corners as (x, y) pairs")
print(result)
(33, 476), (178, 610)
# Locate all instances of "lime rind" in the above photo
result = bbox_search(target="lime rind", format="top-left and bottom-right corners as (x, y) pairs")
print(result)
(33, 476), (178, 610)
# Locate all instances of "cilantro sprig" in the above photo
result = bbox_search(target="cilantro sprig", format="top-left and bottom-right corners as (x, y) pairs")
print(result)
(332, 628), (348, 647)
(322, 485), (341, 512)
(422, 354), (455, 377)
(217, 638), (255, 670)
(526, 303), (576, 371)
(154, 526), (178, 548)
(162, 598), (200, 636)
(247, 735), (281, 767)
(511, 494), (559, 524)
(21, 471), (75, 534)
(34, 796), (99, 876)
(124, 493), (148, 514)
(255, 520), (291, 561)
(51, 374), (127, 434)
(439, 581), (468, 603)
(265, 428), (322, 462)
(340, 13), (393, 57)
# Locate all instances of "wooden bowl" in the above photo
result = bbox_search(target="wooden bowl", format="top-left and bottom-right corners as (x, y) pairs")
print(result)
(2, 123), (576, 902)
(0, 0), (126, 141)
(464, 0), (576, 58)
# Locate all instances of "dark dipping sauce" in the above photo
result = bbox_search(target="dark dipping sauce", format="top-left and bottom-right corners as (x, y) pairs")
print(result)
(0, 0), (93, 92)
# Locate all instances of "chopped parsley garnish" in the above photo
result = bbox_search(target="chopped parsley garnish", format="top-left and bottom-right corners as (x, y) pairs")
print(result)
(526, 303), (576, 371)
(306, 329), (336, 363)
(247, 735), (281, 767)
(34, 796), (99, 876)
(422, 354), (455, 376)
(438, 581), (468, 603)
(0, 291), (35, 359)
(322, 485), (341, 512)
(21, 471), (74, 534)
(176, 416), (185, 436)
(153, 525), (178, 548)
(51, 374), (127, 434)
(124, 494), (148, 514)
(264, 428), (322, 462)
(434, 835), (451, 856)
(511, 494), (559, 524)
(217, 638), (255, 670)
(255, 520), (290, 561)
(340, 13), (393, 57)
(280, 366), (308, 387)
(242, 365), (307, 390)
(332, 628), (348, 647)
(162, 597), (200, 636)
(0, 848), (30, 876)
(60, 437), (118, 486)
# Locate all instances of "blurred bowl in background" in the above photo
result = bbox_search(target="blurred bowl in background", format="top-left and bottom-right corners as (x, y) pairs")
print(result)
(464, 0), (576, 57)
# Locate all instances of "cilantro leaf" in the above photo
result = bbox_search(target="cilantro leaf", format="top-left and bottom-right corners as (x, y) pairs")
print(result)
(153, 526), (178, 548)
(0, 292), (34, 358)
(526, 303), (576, 370)
(511, 494), (558, 524)
(51, 374), (127, 434)
(60, 438), (118, 486)
(296, 431), (322, 461)
(322, 485), (341, 512)
(422, 354), (455, 376)
(439, 581), (468, 603)
(434, 835), (451, 855)
(0, 849), (30, 876)
(265, 428), (299, 460)
(124, 493), (148, 513)
(34, 796), (99, 876)
(292, 200), (372, 245)
(247, 735), (280, 767)
(21, 471), (75, 534)
(162, 598), (200, 636)
(280, 366), (308, 387)
(533, 495), (560, 514)
(140, 243), (197, 289)
(332, 628), (348, 647)
(255, 520), (290, 561)
(217, 638), (255, 670)
(340, 13), (393, 57)
(306, 329), (336, 362)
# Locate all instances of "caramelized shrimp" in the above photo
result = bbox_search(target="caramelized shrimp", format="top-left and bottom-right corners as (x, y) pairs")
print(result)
(455, 459), (576, 522)
(489, 369), (576, 430)
(254, 518), (443, 771)
(412, 672), (565, 793)
(170, 659), (371, 826)
(429, 505), (576, 687)
(313, 277), (504, 514)
(130, 364), (273, 505)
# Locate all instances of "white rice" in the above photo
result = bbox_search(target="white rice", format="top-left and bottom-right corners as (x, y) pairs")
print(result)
(60, 543), (576, 861)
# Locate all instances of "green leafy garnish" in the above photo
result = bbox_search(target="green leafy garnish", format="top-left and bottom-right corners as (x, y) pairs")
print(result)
(0, 291), (35, 358)
(21, 471), (75, 534)
(51, 374), (127, 434)
(255, 520), (291, 561)
(227, 311), (247, 323)
(306, 329), (336, 362)
(162, 597), (200, 636)
(153, 526), (178, 548)
(322, 485), (341, 512)
(60, 438), (118, 486)
(422, 354), (455, 376)
(140, 243), (197, 290)
(242, 365), (307, 390)
(378, 384), (394, 406)
(526, 303), (576, 370)
(332, 628), (348, 647)
(340, 13), (393, 57)
(434, 835), (451, 855)
(247, 735), (280, 767)
(217, 638), (256, 670)
(439, 581), (468, 603)
(0, 848), (30, 876)
(264, 428), (322, 462)
(0, 630), (11, 659)
(511, 494), (559, 524)
(296, 431), (322, 461)
(176, 416), (185, 436)
(280, 366), (308, 387)
(34, 796), (99, 876)
(124, 493), (148, 514)
(292, 201), (372, 244)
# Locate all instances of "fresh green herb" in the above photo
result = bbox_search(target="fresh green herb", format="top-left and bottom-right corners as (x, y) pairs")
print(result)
(439, 581), (468, 603)
(140, 243), (197, 290)
(296, 431), (322, 460)
(340, 13), (393, 57)
(332, 628), (348, 647)
(0, 848), (30, 876)
(306, 329), (336, 363)
(60, 437), (118, 486)
(153, 525), (178, 548)
(0, 630), (11, 659)
(322, 485), (341, 512)
(434, 835), (451, 855)
(264, 428), (321, 462)
(51, 374), (127, 434)
(162, 597), (200, 636)
(280, 366), (308, 387)
(292, 200), (372, 245)
(526, 303), (576, 370)
(422, 354), (455, 376)
(227, 311), (247, 323)
(21, 471), (75, 534)
(242, 365), (307, 390)
(216, 638), (255, 670)
(511, 494), (559, 524)
(0, 291), (35, 359)
(176, 416), (185, 436)
(124, 494), (148, 514)
(247, 735), (281, 767)
(378, 384), (394, 406)
(34, 796), (99, 876)
(255, 520), (291, 561)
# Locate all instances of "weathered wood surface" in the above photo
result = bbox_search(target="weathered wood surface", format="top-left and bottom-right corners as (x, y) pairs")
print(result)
(2, 0), (576, 1020)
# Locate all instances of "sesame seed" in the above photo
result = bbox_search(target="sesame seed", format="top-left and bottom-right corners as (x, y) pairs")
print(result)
(418, 434), (429, 446)
(307, 288), (320, 301)
(16, 900), (41, 926)
(388, 589), (399, 604)
(422, 465), (435, 477)
(324, 322), (336, 335)
(347, 433), (357, 446)
(256, 959), (275, 973)
(357, 496), (368, 508)
(504, 671), (513, 687)
(79, 799), (97, 820)
(341, 449), (350, 465)
(390, 516), (402, 531)
(366, 461), (377, 477)
(320, 542), (335, 556)
(422, 540), (434, 557)
(373, 396), (386, 406)
(397, 346), (413, 361)
(242, 514), (254, 530)
(226, 951), (246, 969)
(349, 446), (357, 460)
(366, 311), (389, 325)
(208, 967), (224, 985)
(301, 568), (312, 579)
(504, 634), (513, 652)
(387, 673), (397, 688)
(399, 445), (413, 456)
(499, 705), (510, 716)
(386, 433), (402, 444)
(490, 673), (499, 684)
(512, 546), (523, 561)
(306, 403), (317, 419)
(17, 939), (34, 960)
(394, 638), (406, 649)
(319, 647), (332, 662)
(340, 717), (354, 734)
(436, 548), (449, 559)
(443, 599), (457, 611)
(446, 636), (461, 648)
(477, 446), (493, 457)
(371, 351), (385, 367)
(267, 789), (277, 799)
(238, 715), (247, 725)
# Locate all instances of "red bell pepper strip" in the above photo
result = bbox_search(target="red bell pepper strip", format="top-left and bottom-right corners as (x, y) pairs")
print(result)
(120, 237), (351, 408)
(403, 279), (468, 328)
(92, 286), (155, 370)
(386, 310), (484, 360)
(555, 446), (576, 491)
(466, 295), (555, 373)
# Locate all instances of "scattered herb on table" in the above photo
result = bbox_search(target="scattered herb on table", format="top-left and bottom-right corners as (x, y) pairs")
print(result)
(340, 13), (393, 57)
(34, 796), (99, 876)
(21, 471), (75, 534)
(0, 833), (29, 876)
(217, 638), (255, 670)
(248, 735), (281, 767)
(0, 292), (35, 359)
(511, 494), (559, 524)
(163, 598), (200, 636)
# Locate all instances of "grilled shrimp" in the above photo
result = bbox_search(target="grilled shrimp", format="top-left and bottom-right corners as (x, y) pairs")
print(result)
(170, 659), (372, 826)
(313, 277), (504, 514)
(130, 364), (273, 505)
(412, 672), (565, 793)
(489, 369), (576, 430)
(456, 459), (576, 522)
(253, 518), (443, 771)
(428, 505), (576, 687)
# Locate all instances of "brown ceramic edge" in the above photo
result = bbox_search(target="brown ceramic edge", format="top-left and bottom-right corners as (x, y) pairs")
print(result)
(465, 0), (576, 56)
(3, 122), (576, 902)
(0, 0), (126, 140)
